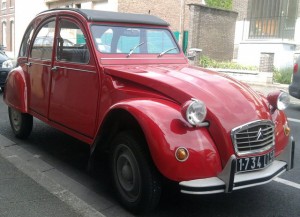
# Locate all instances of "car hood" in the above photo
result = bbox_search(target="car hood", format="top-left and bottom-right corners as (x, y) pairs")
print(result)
(104, 64), (272, 162)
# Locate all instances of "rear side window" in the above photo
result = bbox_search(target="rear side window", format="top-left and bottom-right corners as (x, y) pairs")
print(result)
(56, 19), (90, 64)
(30, 21), (56, 60)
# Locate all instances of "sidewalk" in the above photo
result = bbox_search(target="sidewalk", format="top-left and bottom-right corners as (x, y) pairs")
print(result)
(0, 134), (106, 217)
(246, 82), (300, 105)
(0, 154), (82, 217)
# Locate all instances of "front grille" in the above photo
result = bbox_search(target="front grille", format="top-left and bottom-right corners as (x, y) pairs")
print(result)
(231, 120), (275, 156)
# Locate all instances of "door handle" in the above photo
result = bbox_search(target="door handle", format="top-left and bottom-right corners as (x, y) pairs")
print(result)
(51, 66), (59, 71)
(25, 62), (32, 67)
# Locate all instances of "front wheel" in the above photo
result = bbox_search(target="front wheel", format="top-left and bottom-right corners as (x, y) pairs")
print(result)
(111, 131), (162, 214)
(8, 107), (33, 139)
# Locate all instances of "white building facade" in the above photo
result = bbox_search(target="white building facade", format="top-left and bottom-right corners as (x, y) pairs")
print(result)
(0, 0), (118, 58)
(233, 0), (300, 71)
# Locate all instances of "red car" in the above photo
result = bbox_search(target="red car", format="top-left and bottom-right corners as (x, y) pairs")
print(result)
(3, 8), (295, 213)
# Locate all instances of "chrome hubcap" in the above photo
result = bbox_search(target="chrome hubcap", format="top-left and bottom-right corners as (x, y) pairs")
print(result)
(10, 109), (21, 131)
(115, 145), (141, 202)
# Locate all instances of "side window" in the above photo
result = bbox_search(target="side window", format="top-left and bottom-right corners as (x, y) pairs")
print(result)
(56, 19), (90, 64)
(19, 25), (34, 57)
(31, 20), (55, 60)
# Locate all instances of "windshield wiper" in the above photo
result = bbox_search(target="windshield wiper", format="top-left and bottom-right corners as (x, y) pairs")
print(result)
(127, 42), (145, 57)
(158, 47), (178, 57)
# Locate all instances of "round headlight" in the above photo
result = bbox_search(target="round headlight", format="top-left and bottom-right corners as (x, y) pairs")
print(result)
(277, 91), (290, 110)
(183, 99), (207, 126)
(267, 90), (290, 111)
(2, 59), (13, 68)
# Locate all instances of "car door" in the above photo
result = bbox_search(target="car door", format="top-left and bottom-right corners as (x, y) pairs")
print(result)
(48, 17), (99, 138)
(27, 19), (56, 117)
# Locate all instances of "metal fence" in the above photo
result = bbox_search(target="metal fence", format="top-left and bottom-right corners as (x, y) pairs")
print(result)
(248, 0), (298, 40)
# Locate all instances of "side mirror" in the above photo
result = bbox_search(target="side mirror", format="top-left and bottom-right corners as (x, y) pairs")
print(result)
(187, 48), (202, 60)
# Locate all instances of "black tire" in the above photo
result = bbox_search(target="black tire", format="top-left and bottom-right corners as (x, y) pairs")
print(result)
(111, 131), (162, 214)
(8, 107), (33, 139)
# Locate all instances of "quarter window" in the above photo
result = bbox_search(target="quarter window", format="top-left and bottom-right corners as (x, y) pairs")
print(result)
(31, 21), (55, 60)
(56, 19), (90, 64)
(19, 25), (34, 57)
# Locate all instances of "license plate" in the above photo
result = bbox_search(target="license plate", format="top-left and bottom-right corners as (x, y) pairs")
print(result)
(237, 150), (275, 172)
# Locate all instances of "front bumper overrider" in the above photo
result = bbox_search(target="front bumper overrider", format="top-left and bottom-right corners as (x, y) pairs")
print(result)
(179, 137), (295, 194)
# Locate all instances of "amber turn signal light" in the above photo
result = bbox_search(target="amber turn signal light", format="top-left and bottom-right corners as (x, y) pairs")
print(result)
(175, 147), (189, 162)
(283, 123), (291, 136)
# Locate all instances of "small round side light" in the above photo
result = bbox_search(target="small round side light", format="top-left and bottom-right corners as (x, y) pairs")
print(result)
(283, 122), (291, 136)
(175, 147), (189, 162)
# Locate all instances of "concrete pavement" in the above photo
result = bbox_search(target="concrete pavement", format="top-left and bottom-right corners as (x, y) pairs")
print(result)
(247, 82), (300, 105)
(0, 154), (83, 217)
(0, 134), (106, 217)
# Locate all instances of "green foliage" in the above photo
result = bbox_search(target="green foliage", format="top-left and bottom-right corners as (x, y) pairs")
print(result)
(205, 0), (233, 10)
(199, 55), (258, 71)
(273, 67), (292, 84)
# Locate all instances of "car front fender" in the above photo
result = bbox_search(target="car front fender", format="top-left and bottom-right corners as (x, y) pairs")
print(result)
(110, 98), (222, 182)
(3, 66), (28, 113)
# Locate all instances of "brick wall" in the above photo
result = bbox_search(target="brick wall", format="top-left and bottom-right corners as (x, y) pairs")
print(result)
(118, 0), (200, 32)
(232, 0), (250, 20)
(188, 4), (238, 62)
(0, 0), (15, 52)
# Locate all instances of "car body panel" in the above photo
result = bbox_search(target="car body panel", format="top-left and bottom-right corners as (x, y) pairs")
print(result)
(109, 99), (223, 181)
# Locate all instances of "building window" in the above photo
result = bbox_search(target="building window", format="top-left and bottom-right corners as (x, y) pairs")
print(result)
(249, 0), (298, 39)
(1, 0), (7, 9)
(10, 20), (14, 52)
(9, 0), (13, 8)
(2, 22), (7, 47)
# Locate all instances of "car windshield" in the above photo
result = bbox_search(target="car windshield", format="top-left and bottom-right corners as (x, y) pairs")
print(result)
(91, 25), (179, 55)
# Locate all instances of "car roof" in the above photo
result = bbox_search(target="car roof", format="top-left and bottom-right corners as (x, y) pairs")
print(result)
(40, 8), (170, 26)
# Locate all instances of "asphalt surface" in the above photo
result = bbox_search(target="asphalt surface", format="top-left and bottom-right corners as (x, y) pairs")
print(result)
(0, 84), (300, 217)
(0, 153), (83, 217)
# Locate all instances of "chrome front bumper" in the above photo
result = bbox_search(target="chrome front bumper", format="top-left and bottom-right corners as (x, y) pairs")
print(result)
(179, 137), (295, 195)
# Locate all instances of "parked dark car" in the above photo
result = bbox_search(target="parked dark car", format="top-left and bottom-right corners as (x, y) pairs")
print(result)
(0, 47), (13, 91)
(289, 56), (300, 99)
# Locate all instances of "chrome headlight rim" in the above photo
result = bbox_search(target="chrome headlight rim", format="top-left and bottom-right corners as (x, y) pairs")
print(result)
(277, 91), (290, 110)
(2, 59), (13, 69)
(267, 90), (290, 111)
(183, 98), (207, 126)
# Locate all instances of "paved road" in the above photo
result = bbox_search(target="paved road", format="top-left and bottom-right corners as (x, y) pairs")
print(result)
(0, 88), (300, 217)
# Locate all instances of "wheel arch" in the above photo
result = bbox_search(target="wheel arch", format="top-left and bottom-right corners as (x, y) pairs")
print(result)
(90, 99), (222, 182)
(3, 66), (29, 113)
(91, 108), (146, 154)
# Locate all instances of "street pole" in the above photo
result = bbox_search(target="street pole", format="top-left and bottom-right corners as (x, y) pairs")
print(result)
(179, 0), (185, 48)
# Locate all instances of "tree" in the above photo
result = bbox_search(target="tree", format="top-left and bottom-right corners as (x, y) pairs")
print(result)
(205, 0), (232, 10)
